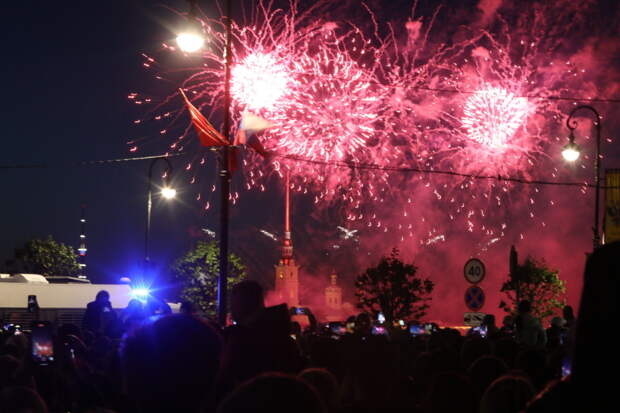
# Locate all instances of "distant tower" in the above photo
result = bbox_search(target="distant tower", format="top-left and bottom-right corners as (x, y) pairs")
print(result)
(77, 204), (88, 279)
(274, 172), (299, 306)
(324, 271), (343, 321)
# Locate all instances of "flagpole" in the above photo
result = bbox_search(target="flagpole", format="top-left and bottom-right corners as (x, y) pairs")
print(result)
(217, 0), (232, 326)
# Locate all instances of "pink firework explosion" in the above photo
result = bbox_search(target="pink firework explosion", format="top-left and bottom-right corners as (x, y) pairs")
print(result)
(232, 23), (396, 204)
(231, 51), (293, 112)
(461, 86), (530, 149)
(131, 0), (597, 250)
(263, 51), (383, 163)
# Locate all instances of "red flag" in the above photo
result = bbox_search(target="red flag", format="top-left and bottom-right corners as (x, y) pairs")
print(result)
(179, 89), (228, 147)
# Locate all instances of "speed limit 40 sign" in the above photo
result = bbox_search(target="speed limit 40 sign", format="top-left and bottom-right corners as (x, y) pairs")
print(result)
(464, 258), (485, 284)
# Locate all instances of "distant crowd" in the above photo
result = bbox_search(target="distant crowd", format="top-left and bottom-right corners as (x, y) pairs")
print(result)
(0, 242), (615, 412)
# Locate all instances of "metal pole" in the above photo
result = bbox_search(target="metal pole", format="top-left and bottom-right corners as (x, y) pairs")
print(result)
(594, 114), (601, 249)
(566, 105), (602, 250)
(218, 0), (232, 326)
(145, 158), (173, 267)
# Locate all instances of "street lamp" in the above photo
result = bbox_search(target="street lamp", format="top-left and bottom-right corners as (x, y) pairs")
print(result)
(161, 186), (177, 199)
(561, 134), (581, 162)
(145, 157), (175, 266)
(177, 0), (232, 325)
(177, 30), (204, 53)
(176, 0), (205, 53)
(217, 0), (233, 326)
(564, 105), (603, 250)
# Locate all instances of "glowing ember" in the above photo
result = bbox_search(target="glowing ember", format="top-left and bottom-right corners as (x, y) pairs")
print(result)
(461, 86), (530, 149)
(231, 52), (292, 111)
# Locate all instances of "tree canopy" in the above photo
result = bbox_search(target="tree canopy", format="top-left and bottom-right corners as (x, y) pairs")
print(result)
(355, 248), (434, 324)
(171, 240), (246, 317)
(500, 256), (566, 321)
(5, 236), (81, 276)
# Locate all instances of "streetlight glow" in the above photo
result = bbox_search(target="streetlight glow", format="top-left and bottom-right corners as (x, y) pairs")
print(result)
(161, 186), (177, 199)
(176, 32), (205, 53)
(562, 142), (580, 162)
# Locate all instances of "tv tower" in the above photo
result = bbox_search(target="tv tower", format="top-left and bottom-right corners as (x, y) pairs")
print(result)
(274, 171), (299, 306)
(77, 204), (88, 279)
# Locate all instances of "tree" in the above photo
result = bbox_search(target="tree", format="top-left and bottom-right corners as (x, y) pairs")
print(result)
(171, 240), (246, 317)
(5, 236), (81, 276)
(355, 248), (434, 324)
(499, 257), (566, 322)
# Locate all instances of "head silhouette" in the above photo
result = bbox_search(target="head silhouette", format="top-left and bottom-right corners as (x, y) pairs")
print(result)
(95, 290), (110, 302)
(121, 315), (222, 413)
(218, 373), (325, 413)
(518, 300), (531, 314)
(230, 280), (265, 324)
(480, 375), (534, 413)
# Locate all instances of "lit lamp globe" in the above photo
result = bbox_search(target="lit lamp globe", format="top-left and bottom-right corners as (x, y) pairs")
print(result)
(562, 141), (581, 162)
(161, 187), (177, 199)
(176, 32), (205, 53)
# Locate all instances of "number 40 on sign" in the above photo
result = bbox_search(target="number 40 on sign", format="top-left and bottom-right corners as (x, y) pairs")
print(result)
(464, 258), (485, 284)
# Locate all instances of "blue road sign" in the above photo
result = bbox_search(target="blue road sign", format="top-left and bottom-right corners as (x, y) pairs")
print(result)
(465, 285), (485, 311)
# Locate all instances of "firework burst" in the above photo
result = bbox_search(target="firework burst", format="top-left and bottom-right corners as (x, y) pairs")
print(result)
(231, 51), (292, 112)
(461, 86), (531, 150)
(130, 0), (596, 248)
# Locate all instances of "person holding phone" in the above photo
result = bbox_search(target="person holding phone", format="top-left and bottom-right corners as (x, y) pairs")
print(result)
(82, 290), (116, 333)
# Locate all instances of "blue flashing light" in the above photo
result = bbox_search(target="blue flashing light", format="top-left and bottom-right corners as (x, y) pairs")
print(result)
(130, 288), (150, 300)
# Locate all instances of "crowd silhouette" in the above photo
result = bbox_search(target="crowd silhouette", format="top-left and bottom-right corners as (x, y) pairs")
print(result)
(0, 241), (615, 412)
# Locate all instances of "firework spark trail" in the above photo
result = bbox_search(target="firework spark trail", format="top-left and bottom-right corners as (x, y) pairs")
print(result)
(131, 0), (598, 247)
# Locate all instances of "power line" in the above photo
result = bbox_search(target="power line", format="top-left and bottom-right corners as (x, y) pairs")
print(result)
(409, 85), (620, 104)
(1, 151), (617, 189)
(276, 154), (619, 189)
(0, 152), (187, 170)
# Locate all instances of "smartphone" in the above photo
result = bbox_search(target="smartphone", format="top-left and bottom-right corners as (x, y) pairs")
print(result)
(346, 321), (355, 333)
(409, 324), (424, 336)
(471, 325), (487, 337)
(3, 323), (22, 335)
(372, 325), (387, 335)
(31, 321), (54, 365)
(27, 295), (39, 313)
(424, 323), (438, 335)
(330, 322), (346, 335)
(561, 356), (572, 378)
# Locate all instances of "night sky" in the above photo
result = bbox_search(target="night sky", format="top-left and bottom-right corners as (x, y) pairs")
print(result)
(2, 0), (619, 324)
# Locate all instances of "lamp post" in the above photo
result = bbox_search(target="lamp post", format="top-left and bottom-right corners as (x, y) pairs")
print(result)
(145, 157), (176, 268)
(177, 0), (232, 325)
(217, 0), (233, 327)
(563, 105), (602, 250)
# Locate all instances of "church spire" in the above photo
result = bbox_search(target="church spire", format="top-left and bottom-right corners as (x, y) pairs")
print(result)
(274, 170), (299, 307)
(281, 171), (293, 261)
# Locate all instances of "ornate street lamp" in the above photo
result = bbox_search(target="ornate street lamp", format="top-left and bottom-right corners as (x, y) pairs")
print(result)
(564, 105), (602, 250)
